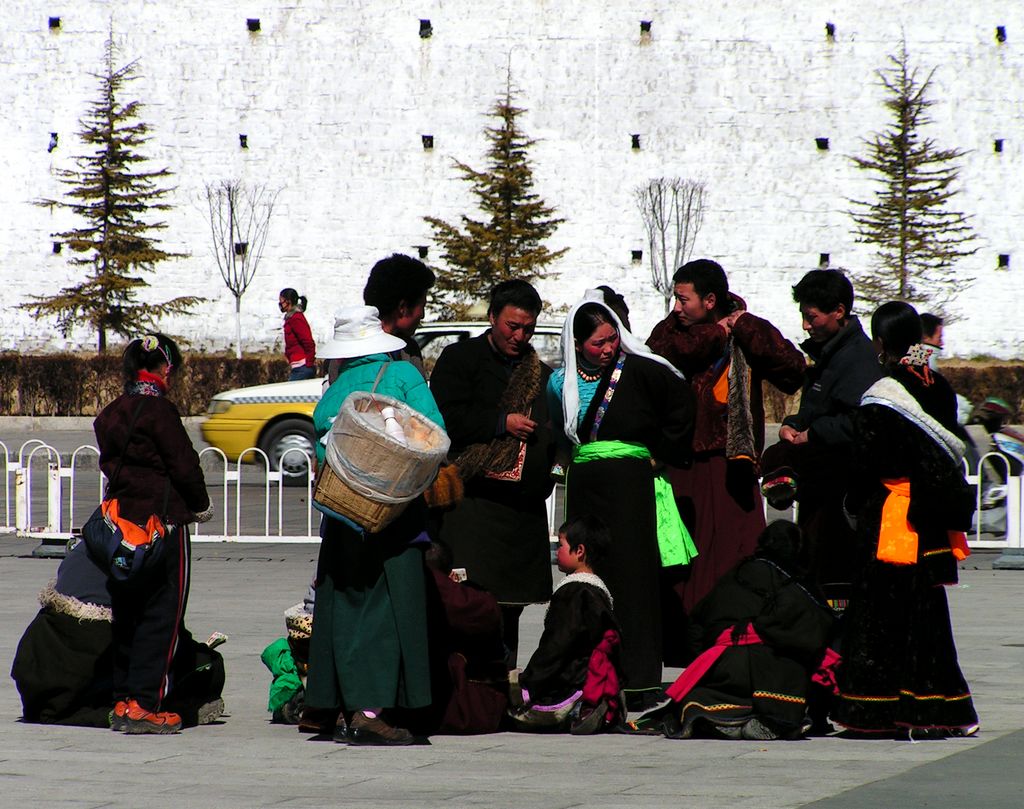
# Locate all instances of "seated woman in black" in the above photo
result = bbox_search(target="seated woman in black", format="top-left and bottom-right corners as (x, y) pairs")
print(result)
(651, 520), (835, 740)
(12, 538), (225, 729)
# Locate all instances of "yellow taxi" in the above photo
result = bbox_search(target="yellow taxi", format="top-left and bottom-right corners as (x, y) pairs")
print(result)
(201, 322), (562, 484)
(200, 377), (321, 485)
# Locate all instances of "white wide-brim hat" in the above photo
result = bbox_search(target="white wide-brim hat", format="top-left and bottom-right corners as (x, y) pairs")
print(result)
(318, 305), (407, 360)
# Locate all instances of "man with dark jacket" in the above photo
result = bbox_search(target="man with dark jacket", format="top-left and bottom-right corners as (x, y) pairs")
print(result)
(761, 270), (882, 591)
(429, 280), (557, 666)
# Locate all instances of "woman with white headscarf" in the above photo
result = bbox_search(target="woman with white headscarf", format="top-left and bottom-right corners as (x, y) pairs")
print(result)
(547, 290), (697, 709)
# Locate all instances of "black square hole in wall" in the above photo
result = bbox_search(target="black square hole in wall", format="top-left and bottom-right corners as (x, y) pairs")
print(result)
(819, 253), (830, 267)
(815, 137), (830, 150)
(421, 134), (434, 150)
(631, 134), (641, 149)
(996, 26), (1007, 43)
(420, 19), (432, 38)
(631, 250), (643, 263)
(239, 134), (248, 148)
(52, 241), (61, 254)
(247, 18), (260, 32)
(825, 22), (835, 39)
(640, 21), (652, 34)
(416, 245), (428, 259)
(998, 254), (1010, 268)
(48, 16), (60, 29)
(995, 139), (1004, 153)
(234, 242), (248, 257)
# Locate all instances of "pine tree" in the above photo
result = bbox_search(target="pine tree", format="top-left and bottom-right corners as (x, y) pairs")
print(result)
(848, 41), (978, 314)
(425, 83), (567, 318)
(23, 35), (202, 351)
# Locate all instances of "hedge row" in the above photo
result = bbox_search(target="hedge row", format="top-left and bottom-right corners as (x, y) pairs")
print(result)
(761, 362), (1024, 424)
(0, 353), (292, 417)
(1, 353), (1020, 421)
(942, 364), (1024, 421)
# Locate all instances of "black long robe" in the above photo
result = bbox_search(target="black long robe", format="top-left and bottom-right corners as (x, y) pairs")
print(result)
(565, 354), (695, 692)
(832, 368), (978, 733)
(430, 334), (557, 604)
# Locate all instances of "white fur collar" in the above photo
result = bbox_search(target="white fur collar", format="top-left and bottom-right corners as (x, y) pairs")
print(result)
(553, 571), (613, 609)
(861, 376), (965, 462)
(39, 580), (112, 622)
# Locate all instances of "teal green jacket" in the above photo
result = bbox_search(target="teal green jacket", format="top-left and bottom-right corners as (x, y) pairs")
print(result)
(312, 355), (445, 465)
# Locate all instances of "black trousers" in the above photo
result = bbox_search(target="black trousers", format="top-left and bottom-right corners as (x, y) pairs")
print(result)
(109, 527), (191, 711)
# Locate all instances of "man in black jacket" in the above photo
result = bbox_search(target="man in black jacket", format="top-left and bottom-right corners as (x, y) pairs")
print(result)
(761, 270), (882, 591)
(429, 281), (557, 667)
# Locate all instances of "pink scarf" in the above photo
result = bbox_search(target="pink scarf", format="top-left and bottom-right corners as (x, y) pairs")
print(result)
(666, 624), (762, 702)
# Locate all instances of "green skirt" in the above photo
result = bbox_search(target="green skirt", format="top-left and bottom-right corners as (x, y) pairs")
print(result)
(305, 504), (431, 711)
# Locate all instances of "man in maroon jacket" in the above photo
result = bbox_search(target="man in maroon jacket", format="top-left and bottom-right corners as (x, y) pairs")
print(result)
(648, 259), (805, 661)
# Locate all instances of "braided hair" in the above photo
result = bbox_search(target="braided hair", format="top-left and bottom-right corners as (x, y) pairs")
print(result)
(122, 333), (182, 392)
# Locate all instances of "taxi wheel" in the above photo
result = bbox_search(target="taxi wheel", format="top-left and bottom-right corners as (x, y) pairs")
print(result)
(260, 418), (316, 487)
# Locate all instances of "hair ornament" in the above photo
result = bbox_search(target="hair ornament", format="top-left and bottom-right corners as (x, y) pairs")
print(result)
(900, 343), (934, 385)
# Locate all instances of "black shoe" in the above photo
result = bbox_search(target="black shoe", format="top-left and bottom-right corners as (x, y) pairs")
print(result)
(298, 707), (338, 735)
(347, 711), (414, 746)
(272, 692), (303, 725)
(624, 688), (669, 714)
(740, 717), (779, 740)
(332, 715), (349, 744)
(570, 700), (608, 735)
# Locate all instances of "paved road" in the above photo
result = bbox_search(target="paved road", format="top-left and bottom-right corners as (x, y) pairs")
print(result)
(0, 536), (1020, 809)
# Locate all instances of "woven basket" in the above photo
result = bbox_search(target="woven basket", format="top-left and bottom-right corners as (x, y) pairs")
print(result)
(313, 461), (409, 533)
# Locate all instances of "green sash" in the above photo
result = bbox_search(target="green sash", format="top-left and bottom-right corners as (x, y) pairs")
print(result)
(571, 440), (697, 567)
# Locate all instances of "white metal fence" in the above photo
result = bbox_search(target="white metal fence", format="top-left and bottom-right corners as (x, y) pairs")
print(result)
(0, 439), (319, 543)
(1, 438), (1019, 555)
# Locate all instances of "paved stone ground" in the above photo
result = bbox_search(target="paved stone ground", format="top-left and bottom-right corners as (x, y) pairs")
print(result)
(0, 533), (1022, 809)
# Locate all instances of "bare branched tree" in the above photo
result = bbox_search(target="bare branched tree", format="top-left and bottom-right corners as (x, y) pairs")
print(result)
(204, 180), (281, 358)
(635, 178), (708, 313)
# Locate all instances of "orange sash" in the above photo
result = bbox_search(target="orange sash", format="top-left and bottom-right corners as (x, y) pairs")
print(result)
(712, 361), (730, 404)
(878, 479), (970, 565)
(101, 498), (166, 548)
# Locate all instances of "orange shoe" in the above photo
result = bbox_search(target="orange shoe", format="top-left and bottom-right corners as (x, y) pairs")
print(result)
(122, 699), (182, 735)
(111, 700), (130, 732)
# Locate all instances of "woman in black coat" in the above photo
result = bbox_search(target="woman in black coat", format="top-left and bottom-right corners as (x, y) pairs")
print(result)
(548, 292), (696, 708)
(832, 302), (978, 737)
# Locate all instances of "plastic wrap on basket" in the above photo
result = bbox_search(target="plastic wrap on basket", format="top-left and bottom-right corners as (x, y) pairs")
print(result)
(315, 391), (450, 531)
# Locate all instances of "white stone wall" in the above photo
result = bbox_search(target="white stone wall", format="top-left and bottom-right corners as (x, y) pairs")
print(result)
(2, 0), (1022, 357)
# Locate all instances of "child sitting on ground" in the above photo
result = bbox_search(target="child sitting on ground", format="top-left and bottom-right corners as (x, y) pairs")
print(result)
(509, 515), (624, 734)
